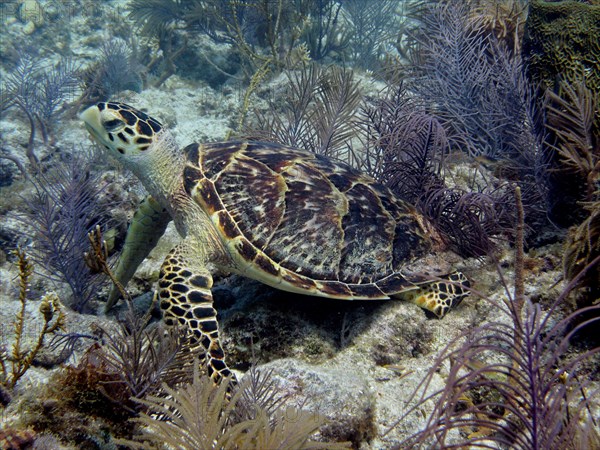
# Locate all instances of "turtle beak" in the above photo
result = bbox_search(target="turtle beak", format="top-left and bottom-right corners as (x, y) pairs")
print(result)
(81, 105), (105, 145)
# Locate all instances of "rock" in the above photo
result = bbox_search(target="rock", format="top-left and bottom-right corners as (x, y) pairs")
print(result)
(255, 358), (376, 446)
(17, 0), (44, 34)
(22, 20), (36, 35)
(18, 0), (44, 26)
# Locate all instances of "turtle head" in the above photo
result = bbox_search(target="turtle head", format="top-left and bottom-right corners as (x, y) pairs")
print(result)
(81, 102), (164, 159)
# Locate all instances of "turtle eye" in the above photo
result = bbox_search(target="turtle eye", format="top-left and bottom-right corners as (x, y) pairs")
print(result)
(102, 118), (124, 132)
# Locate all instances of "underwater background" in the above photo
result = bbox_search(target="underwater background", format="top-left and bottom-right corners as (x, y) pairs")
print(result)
(0, 0), (599, 448)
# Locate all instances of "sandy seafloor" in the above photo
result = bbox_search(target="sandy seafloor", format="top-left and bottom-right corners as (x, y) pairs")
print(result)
(0, 1), (598, 449)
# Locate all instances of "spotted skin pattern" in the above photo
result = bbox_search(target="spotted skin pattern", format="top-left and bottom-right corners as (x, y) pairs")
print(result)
(402, 272), (470, 318)
(158, 245), (231, 383)
(95, 102), (162, 154)
(81, 102), (471, 384)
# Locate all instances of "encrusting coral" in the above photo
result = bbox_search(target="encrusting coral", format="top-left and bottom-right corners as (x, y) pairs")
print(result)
(523, 0), (600, 96)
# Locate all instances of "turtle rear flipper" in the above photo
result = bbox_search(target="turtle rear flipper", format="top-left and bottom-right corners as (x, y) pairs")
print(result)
(394, 272), (470, 319)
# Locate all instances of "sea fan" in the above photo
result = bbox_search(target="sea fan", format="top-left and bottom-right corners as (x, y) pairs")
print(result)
(421, 187), (513, 257)
(300, 0), (349, 61)
(390, 248), (600, 448)
(2, 55), (40, 115)
(16, 150), (111, 311)
(342, 0), (402, 70)
(364, 84), (512, 257)
(381, 1), (551, 248)
(81, 38), (144, 103)
(365, 86), (446, 196)
(34, 57), (80, 127)
(248, 64), (363, 165)
(128, 0), (236, 43)
(97, 303), (193, 408)
(4, 56), (79, 125)
(2, 56), (79, 167)
(545, 80), (599, 202)
(409, 2), (539, 163)
(127, 0), (184, 35)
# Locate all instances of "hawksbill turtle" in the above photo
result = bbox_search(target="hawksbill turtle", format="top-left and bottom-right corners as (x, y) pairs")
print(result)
(81, 102), (470, 381)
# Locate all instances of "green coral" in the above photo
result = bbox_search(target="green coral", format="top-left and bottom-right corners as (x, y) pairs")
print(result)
(523, 0), (600, 93)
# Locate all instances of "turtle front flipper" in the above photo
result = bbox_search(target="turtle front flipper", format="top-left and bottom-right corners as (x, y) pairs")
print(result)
(158, 245), (232, 384)
(106, 195), (171, 311)
(394, 272), (470, 319)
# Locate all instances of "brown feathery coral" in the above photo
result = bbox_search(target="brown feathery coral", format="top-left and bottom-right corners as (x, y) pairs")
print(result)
(469, 0), (528, 54)
(543, 78), (599, 225)
(118, 362), (351, 449)
(563, 195), (600, 308)
(0, 249), (65, 390)
(523, 1), (599, 221)
(545, 80), (599, 200)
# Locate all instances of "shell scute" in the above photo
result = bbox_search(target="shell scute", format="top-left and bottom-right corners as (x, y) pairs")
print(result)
(215, 210), (240, 239)
(317, 280), (353, 298)
(376, 274), (411, 294)
(212, 152), (286, 248)
(233, 236), (258, 262)
(281, 271), (318, 292)
(262, 159), (346, 280)
(200, 142), (241, 179)
(243, 142), (304, 173)
(183, 165), (203, 197)
(190, 177), (225, 215)
(189, 141), (434, 295)
(350, 283), (386, 298)
(391, 218), (427, 268)
(339, 182), (395, 283)
(254, 253), (280, 276)
(183, 142), (200, 164)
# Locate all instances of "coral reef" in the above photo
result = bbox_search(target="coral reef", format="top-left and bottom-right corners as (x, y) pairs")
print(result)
(246, 63), (363, 164)
(363, 84), (515, 257)
(14, 151), (113, 312)
(0, 0), (598, 447)
(80, 38), (144, 104)
(523, 0), (600, 95)
(468, 0), (528, 55)
(544, 79), (600, 226)
(563, 195), (600, 308)
(120, 363), (351, 449)
(342, 0), (402, 70)
(1, 56), (79, 170)
(391, 191), (600, 448)
(522, 1), (600, 226)
(14, 300), (191, 446)
(299, 0), (349, 61)
(0, 249), (65, 390)
(407, 2), (543, 165)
